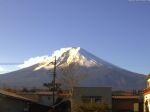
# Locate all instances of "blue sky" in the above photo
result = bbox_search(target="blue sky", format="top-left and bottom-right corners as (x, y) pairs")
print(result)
(0, 0), (150, 74)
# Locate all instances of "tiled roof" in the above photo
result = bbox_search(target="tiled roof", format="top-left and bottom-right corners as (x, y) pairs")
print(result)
(0, 89), (37, 102)
(112, 95), (140, 99)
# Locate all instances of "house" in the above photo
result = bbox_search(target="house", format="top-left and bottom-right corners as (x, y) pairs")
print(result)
(112, 95), (143, 112)
(144, 74), (150, 112)
(17, 91), (71, 112)
(72, 87), (144, 112)
(73, 87), (112, 106)
(18, 91), (57, 106)
(0, 89), (50, 112)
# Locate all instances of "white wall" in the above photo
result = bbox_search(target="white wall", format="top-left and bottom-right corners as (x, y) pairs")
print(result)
(144, 94), (150, 112)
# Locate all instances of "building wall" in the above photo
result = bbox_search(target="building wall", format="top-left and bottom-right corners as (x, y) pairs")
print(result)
(17, 93), (39, 102)
(29, 103), (50, 112)
(147, 79), (150, 87)
(0, 94), (28, 112)
(112, 99), (139, 112)
(73, 87), (112, 106)
(0, 94), (51, 112)
(18, 93), (55, 106)
(144, 94), (150, 112)
(144, 77), (150, 112)
(38, 95), (54, 106)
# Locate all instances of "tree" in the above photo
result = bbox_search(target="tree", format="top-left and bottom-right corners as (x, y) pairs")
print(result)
(58, 62), (85, 112)
(58, 62), (85, 92)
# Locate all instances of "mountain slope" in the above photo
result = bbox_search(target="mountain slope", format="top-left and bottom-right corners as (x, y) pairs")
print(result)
(0, 47), (146, 90)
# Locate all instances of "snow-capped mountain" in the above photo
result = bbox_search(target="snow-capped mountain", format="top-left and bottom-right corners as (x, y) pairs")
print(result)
(34, 47), (115, 70)
(0, 47), (146, 90)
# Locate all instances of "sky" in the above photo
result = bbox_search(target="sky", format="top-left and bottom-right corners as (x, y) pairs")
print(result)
(0, 0), (150, 74)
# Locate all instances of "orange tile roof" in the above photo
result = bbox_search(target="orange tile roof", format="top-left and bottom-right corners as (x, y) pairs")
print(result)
(112, 95), (140, 99)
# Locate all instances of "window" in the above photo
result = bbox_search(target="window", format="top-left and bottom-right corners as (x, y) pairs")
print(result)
(81, 96), (102, 103)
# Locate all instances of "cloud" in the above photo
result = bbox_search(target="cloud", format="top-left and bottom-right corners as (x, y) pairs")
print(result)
(0, 66), (5, 73)
(18, 55), (49, 69)
(17, 47), (73, 69)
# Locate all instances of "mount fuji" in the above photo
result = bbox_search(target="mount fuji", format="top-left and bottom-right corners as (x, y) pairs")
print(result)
(0, 47), (146, 90)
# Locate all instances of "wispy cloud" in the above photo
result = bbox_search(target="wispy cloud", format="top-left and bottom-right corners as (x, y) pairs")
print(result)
(17, 48), (73, 69)
(18, 55), (49, 69)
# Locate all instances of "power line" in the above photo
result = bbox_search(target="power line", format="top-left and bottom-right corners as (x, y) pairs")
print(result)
(0, 63), (23, 65)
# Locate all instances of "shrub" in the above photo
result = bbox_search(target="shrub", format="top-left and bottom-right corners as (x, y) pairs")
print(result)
(74, 102), (110, 112)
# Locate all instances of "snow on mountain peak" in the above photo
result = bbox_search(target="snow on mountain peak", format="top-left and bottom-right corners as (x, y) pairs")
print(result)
(34, 47), (101, 70)
(18, 47), (105, 71)
(51, 47), (81, 59)
(35, 47), (83, 70)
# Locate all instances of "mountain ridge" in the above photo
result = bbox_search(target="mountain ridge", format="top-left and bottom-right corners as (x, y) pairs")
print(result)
(0, 47), (146, 90)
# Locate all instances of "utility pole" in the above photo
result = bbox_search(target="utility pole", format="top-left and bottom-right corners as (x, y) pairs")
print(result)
(52, 56), (56, 105)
